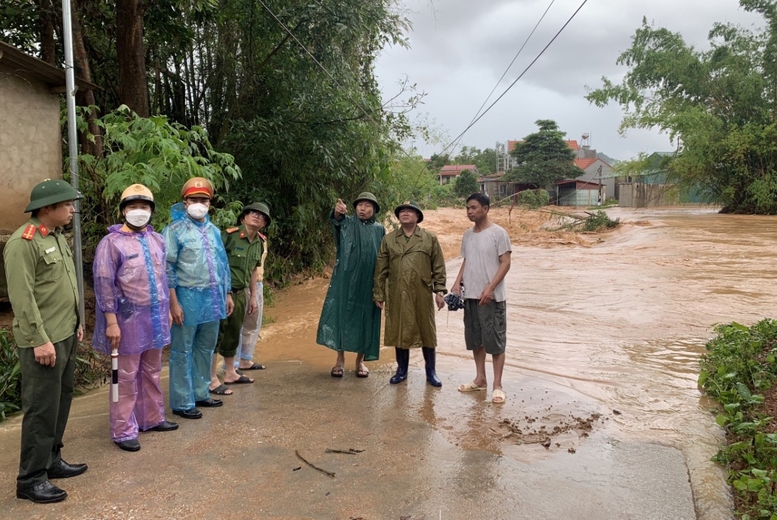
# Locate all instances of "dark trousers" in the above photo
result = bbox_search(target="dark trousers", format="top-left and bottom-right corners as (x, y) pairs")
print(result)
(17, 334), (78, 489)
(216, 289), (247, 358)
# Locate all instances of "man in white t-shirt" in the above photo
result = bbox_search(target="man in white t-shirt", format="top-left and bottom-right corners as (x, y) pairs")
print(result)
(451, 193), (512, 404)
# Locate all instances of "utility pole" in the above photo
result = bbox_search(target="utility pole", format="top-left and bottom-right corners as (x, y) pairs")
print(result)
(597, 165), (604, 206)
(62, 0), (85, 325)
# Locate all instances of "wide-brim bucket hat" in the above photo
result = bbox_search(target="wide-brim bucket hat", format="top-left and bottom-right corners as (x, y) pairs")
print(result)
(394, 200), (423, 223)
(24, 179), (81, 212)
(352, 192), (380, 213)
(240, 202), (271, 226)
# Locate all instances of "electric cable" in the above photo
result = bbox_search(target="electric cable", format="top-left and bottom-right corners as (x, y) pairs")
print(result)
(446, 0), (558, 157)
(444, 0), (589, 155)
(256, 0), (588, 199)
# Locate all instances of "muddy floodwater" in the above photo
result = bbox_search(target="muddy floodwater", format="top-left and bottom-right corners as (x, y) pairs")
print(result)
(258, 206), (777, 519)
(0, 206), (773, 519)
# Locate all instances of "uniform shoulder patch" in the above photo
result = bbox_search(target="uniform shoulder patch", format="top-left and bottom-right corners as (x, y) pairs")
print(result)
(21, 224), (37, 241)
(226, 227), (240, 234)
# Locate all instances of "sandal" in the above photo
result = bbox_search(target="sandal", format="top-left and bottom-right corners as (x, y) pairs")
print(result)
(330, 365), (344, 378)
(209, 384), (233, 396)
(492, 389), (506, 404)
(458, 381), (487, 392)
(356, 363), (369, 378)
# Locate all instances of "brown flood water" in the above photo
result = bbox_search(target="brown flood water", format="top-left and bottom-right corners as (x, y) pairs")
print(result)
(256, 206), (777, 520)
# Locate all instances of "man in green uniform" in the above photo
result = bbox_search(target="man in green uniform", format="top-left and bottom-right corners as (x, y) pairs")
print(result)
(210, 202), (268, 391)
(4, 179), (87, 503)
(373, 201), (447, 387)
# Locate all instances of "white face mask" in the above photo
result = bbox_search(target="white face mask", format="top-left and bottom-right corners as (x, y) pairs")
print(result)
(186, 203), (209, 220)
(125, 209), (151, 228)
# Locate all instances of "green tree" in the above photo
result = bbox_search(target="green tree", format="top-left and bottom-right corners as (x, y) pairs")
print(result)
(453, 145), (497, 174)
(454, 169), (479, 198)
(1, 0), (427, 283)
(503, 120), (582, 187)
(586, 1), (777, 214)
(76, 106), (241, 254)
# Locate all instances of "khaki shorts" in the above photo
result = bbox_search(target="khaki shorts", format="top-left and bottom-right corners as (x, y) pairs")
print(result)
(463, 299), (506, 355)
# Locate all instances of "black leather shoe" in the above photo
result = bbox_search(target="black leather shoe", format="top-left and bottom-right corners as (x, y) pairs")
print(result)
(195, 398), (223, 408)
(115, 439), (141, 452)
(47, 459), (88, 479)
(172, 408), (203, 419)
(16, 480), (67, 503)
(148, 420), (179, 432)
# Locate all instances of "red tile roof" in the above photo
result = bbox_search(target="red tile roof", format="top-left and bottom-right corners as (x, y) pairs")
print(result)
(439, 164), (477, 177)
(574, 158), (597, 170)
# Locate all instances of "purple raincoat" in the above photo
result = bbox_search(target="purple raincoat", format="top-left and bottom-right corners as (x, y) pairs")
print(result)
(93, 224), (171, 355)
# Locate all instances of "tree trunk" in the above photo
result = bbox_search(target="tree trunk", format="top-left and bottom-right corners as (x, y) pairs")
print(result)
(72, 0), (103, 158)
(38, 0), (56, 64)
(116, 0), (149, 117)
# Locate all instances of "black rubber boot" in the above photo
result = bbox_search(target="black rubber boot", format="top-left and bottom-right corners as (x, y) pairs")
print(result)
(390, 348), (409, 384)
(422, 347), (442, 387)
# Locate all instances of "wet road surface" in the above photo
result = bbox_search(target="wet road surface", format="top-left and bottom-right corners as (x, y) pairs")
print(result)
(2, 206), (770, 519)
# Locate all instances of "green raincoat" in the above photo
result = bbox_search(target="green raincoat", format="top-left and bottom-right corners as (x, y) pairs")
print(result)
(316, 211), (385, 360)
(373, 226), (447, 349)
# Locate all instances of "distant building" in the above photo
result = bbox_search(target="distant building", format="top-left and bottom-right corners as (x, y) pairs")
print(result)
(499, 134), (621, 204)
(439, 164), (478, 185)
(572, 156), (616, 199)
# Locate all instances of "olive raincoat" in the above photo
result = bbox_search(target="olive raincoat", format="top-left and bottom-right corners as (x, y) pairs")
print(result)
(373, 226), (446, 349)
(316, 211), (385, 360)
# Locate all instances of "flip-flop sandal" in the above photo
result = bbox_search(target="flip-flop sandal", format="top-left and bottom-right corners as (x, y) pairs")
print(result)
(458, 381), (487, 392)
(330, 365), (344, 378)
(224, 375), (254, 385)
(209, 384), (233, 396)
(492, 389), (506, 404)
(356, 365), (370, 378)
(238, 363), (266, 371)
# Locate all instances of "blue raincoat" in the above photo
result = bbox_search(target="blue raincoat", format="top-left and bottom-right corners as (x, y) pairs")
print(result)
(162, 202), (230, 325)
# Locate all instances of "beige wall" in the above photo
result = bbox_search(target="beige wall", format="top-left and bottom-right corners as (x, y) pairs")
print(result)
(0, 66), (63, 234)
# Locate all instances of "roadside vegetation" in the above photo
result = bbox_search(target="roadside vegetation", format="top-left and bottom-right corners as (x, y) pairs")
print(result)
(699, 319), (777, 519)
(0, 328), (105, 422)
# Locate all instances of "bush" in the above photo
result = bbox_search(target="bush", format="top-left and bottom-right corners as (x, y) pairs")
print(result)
(582, 211), (620, 232)
(516, 189), (550, 209)
(698, 320), (777, 518)
(453, 170), (479, 198)
(0, 328), (21, 420)
(0, 328), (108, 422)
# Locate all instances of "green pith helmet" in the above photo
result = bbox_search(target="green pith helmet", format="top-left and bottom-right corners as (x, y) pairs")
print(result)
(239, 202), (271, 226)
(24, 179), (81, 213)
(352, 192), (380, 213)
(394, 200), (423, 223)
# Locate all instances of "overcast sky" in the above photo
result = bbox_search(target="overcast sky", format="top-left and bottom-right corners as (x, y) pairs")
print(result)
(375, 0), (766, 162)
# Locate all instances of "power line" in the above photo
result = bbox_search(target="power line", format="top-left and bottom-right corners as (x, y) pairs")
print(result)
(444, 0), (589, 155)
(447, 0), (558, 156)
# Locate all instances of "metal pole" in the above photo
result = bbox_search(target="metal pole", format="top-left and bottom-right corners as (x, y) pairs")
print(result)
(61, 0), (85, 326)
